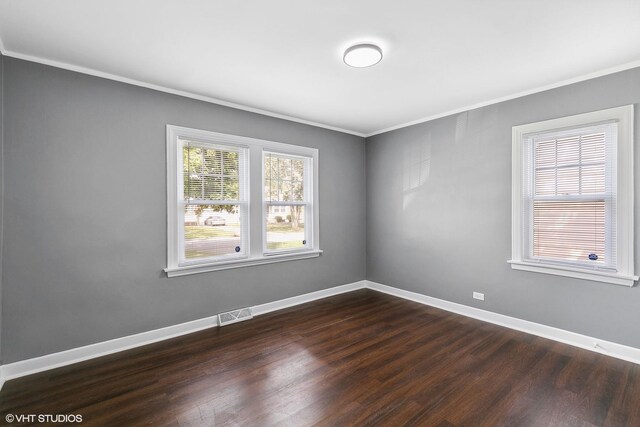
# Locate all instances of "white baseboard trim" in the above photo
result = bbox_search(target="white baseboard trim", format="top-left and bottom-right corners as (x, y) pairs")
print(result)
(365, 280), (640, 365)
(0, 314), (221, 387)
(0, 280), (367, 390)
(2, 278), (638, 392)
(252, 280), (366, 316)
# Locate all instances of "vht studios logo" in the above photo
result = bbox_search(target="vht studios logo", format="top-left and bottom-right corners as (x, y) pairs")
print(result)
(5, 413), (83, 423)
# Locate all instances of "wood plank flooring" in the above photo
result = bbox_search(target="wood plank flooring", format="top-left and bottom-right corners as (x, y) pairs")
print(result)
(1, 289), (639, 426)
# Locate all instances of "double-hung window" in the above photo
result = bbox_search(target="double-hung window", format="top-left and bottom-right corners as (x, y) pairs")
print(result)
(180, 141), (248, 262)
(263, 152), (313, 253)
(510, 105), (636, 286)
(166, 126), (320, 277)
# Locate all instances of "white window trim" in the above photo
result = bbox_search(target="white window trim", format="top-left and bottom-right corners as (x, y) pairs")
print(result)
(509, 105), (637, 287)
(165, 125), (321, 277)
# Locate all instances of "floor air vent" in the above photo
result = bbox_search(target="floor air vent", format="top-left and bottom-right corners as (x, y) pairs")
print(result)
(218, 307), (253, 326)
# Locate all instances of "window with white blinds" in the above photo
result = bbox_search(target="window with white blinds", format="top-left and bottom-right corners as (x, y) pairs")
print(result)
(263, 152), (313, 253)
(181, 141), (248, 263)
(525, 124), (615, 268)
(510, 106), (636, 287)
(165, 126), (321, 277)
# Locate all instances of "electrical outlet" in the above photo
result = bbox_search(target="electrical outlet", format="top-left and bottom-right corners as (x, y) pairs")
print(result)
(473, 292), (485, 301)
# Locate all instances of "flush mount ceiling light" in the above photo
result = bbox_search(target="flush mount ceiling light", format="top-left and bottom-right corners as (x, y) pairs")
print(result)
(343, 43), (383, 68)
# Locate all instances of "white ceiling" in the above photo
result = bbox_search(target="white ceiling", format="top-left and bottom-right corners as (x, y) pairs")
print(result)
(0, 0), (639, 137)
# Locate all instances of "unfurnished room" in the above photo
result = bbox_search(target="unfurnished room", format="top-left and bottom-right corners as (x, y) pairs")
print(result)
(0, 1), (640, 426)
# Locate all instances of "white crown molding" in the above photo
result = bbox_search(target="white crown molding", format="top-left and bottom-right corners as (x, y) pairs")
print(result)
(364, 59), (640, 137)
(0, 49), (367, 138)
(2, 43), (638, 139)
(365, 280), (640, 365)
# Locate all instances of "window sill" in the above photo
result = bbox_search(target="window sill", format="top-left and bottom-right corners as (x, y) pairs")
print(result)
(508, 260), (638, 287)
(165, 250), (323, 277)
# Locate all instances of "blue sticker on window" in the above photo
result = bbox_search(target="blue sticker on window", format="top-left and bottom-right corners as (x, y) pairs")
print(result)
(235, 246), (241, 253)
(588, 253), (598, 261)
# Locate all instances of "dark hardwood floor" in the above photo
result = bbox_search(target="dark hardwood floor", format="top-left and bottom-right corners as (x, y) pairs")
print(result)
(1, 289), (639, 426)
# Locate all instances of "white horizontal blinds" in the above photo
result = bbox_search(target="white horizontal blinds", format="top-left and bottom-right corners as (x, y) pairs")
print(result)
(181, 139), (248, 262)
(533, 201), (605, 261)
(264, 152), (310, 252)
(525, 122), (617, 268)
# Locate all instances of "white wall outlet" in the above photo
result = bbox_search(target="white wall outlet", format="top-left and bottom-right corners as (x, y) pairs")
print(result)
(473, 292), (485, 301)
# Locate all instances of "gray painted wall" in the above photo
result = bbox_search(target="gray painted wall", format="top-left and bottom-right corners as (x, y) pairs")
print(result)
(0, 51), (4, 364)
(3, 54), (640, 364)
(1, 58), (366, 363)
(366, 67), (640, 348)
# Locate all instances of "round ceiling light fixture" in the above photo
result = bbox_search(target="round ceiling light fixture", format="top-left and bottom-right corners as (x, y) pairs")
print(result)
(343, 43), (383, 68)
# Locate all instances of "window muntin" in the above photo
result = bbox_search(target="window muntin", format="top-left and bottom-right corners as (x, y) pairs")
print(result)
(180, 140), (248, 264)
(263, 152), (312, 253)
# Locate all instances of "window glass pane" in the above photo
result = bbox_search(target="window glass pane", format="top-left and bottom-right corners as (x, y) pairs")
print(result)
(185, 174), (202, 200)
(291, 181), (304, 202)
(292, 159), (304, 177)
(556, 136), (580, 166)
(556, 167), (580, 195)
(264, 153), (306, 202)
(581, 132), (606, 162)
(203, 148), (222, 174)
(581, 164), (605, 194)
(281, 181), (292, 201)
(183, 142), (240, 202)
(203, 176), (223, 199)
(223, 151), (239, 175)
(533, 200), (605, 263)
(265, 183), (278, 201)
(265, 205), (306, 251)
(535, 139), (556, 168)
(265, 154), (276, 179)
(535, 169), (555, 196)
(184, 205), (242, 260)
(183, 145), (201, 171)
(224, 177), (239, 200)
(279, 157), (292, 180)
